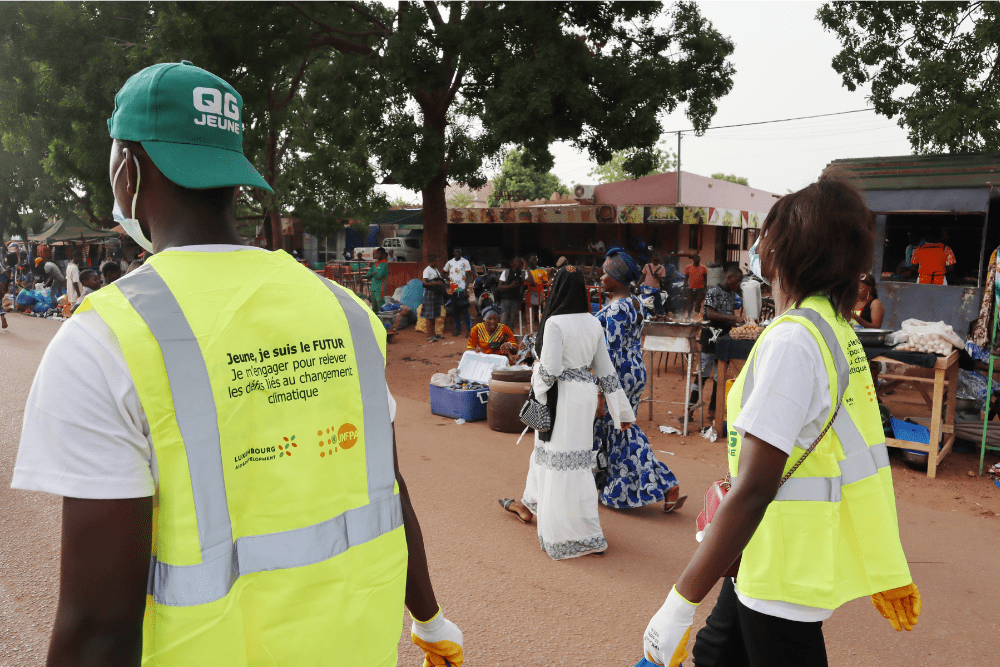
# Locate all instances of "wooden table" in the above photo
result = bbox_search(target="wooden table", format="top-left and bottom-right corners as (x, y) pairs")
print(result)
(712, 338), (957, 479)
(876, 350), (958, 479)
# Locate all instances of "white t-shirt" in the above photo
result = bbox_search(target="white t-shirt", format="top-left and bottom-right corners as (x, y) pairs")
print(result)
(422, 266), (443, 282)
(442, 258), (472, 290)
(65, 262), (81, 304)
(730, 320), (834, 623)
(12, 245), (396, 500)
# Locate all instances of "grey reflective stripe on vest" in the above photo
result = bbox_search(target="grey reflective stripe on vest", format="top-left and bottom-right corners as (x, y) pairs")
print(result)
(733, 305), (889, 502)
(321, 277), (395, 502)
(117, 265), (401, 606)
(116, 266), (233, 565)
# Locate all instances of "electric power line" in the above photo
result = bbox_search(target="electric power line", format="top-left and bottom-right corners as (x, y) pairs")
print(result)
(667, 108), (876, 134)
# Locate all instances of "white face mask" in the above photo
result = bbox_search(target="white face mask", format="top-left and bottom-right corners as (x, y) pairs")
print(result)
(112, 154), (154, 253)
(747, 235), (768, 285)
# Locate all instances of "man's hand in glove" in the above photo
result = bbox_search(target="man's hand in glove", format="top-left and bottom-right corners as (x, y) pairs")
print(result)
(411, 607), (463, 667)
(871, 582), (921, 631)
(643, 586), (699, 667)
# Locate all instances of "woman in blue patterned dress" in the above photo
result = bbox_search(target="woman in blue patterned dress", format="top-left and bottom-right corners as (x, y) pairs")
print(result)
(594, 249), (686, 512)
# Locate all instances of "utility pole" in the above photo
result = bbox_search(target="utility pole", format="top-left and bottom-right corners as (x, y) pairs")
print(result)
(676, 130), (682, 206)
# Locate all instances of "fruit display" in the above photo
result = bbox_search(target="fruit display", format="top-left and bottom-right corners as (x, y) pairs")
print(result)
(894, 334), (953, 355)
(730, 322), (763, 340)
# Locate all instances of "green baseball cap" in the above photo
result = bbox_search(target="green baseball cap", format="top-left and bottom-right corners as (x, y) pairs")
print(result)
(108, 61), (272, 193)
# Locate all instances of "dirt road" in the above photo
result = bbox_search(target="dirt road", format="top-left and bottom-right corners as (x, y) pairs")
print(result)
(2, 313), (997, 666)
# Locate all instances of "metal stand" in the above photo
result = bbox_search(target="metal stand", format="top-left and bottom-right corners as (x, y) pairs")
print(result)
(641, 336), (704, 437)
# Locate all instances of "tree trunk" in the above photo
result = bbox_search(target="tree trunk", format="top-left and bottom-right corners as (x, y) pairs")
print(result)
(262, 207), (273, 249)
(421, 172), (448, 264)
(269, 203), (284, 252)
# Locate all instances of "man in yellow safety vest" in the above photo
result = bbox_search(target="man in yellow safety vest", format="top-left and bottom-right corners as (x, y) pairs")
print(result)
(13, 61), (463, 666)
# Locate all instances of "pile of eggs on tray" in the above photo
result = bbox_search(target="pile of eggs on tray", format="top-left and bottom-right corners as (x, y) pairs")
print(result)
(894, 334), (953, 355)
(730, 322), (764, 340)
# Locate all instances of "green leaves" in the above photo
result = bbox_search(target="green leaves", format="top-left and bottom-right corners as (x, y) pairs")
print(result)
(710, 173), (749, 186)
(487, 147), (569, 206)
(590, 145), (676, 184)
(819, 1), (1000, 153)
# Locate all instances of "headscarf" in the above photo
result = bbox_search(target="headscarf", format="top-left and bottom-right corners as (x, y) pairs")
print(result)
(481, 304), (498, 321)
(602, 246), (641, 285)
(534, 266), (590, 356)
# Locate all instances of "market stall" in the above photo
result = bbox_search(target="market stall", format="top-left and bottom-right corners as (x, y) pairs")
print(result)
(829, 153), (1000, 335)
(712, 334), (958, 479)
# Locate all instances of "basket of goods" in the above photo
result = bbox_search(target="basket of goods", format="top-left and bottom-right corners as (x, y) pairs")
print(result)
(893, 333), (953, 355)
(729, 322), (764, 340)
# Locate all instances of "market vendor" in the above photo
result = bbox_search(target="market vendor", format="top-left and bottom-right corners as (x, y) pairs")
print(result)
(689, 266), (743, 418)
(467, 304), (518, 363)
(910, 231), (956, 285)
(851, 273), (885, 328)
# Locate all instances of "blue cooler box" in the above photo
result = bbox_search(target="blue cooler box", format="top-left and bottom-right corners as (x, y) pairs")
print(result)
(430, 384), (489, 421)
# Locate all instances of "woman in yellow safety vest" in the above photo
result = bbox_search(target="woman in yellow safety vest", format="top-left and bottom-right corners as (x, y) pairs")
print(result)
(640, 171), (920, 667)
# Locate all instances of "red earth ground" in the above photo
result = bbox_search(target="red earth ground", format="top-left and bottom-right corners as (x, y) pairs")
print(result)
(1, 312), (997, 666)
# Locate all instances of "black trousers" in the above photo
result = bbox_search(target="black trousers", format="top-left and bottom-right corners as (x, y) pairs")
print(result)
(692, 578), (828, 667)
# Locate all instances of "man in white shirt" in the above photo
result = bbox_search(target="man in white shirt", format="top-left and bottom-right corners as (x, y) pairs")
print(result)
(442, 248), (473, 337)
(65, 250), (84, 306)
(442, 247), (472, 292)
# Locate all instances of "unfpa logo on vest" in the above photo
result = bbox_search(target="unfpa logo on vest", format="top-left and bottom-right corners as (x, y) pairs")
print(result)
(192, 87), (241, 134)
(316, 423), (359, 458)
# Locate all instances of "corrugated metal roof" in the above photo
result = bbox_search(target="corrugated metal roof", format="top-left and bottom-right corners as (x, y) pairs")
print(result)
(827, 153), (1000, 191)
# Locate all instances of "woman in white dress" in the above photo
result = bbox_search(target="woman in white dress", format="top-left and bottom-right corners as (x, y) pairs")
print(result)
(499, 266), (635, 559)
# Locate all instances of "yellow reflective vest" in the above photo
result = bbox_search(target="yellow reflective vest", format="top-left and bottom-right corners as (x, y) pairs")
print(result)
(78, 249), (407, 666)
(726, 295), (911, 609)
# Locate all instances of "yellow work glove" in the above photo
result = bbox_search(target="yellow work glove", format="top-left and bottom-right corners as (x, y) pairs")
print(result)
(411, 607), (463, 667)
(643, 586), (699, 667)
(871, 582), (921, 631)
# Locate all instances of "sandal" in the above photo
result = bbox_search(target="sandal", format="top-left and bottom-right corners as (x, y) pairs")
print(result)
(498, 498), (532, 524)
(663, 488), (688, 514)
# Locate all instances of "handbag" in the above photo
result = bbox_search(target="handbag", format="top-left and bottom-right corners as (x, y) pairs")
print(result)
(696, 399), (844, 578)
(518, 387), (552, 432)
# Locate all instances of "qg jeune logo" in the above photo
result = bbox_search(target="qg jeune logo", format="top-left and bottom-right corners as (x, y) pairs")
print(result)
(193, 87), (241, 134)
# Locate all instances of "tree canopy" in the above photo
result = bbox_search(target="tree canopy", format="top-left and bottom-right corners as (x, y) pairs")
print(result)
(0, 2), (736, 258)
(710, 173), (749, 186)
(589, 145), (676, 184)
(446, 190), (475, 208)
(488, 148), (568, 206)
(303, 0), (735, 259)
(819, 1), (1000, 153)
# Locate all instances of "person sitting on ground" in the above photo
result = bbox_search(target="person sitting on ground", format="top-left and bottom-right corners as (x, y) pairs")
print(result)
(391, 303), (417, 331)
(100, 261), (123, 286)
(70, 269), (102, 314)
(421, 254), (447, 342)
(466, 304), (518, 364)
(15, 265), (32, 293)
(851, 273), (884, 329)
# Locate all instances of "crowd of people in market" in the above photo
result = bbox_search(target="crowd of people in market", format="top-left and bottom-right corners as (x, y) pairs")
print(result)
(1, 240), (132, 325)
